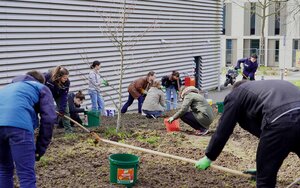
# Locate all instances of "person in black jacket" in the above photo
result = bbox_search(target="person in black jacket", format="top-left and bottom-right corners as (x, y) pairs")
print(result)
(161, 71), (182, 111)
(195, 80), (300, 188)
(44, 66), (72, 133)
(68, 91), (86, 125)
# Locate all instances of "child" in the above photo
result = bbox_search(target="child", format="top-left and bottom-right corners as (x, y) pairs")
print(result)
(142, 81), (166, 118)
(121, 71), (156, 114)
(44, 66), (72, 133)
(68, 91), (86, 126)
(88, 60), (105, 114)
(0, 70), (56, 188)
(168, 86), (214, 135)
(161, 71), (182, 111)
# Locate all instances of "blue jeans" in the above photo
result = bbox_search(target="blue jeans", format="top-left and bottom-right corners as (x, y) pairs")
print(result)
(166, 86), (178, 111)
(89, 90), (105, 114)
(142, 110), (163, 118)
(121, 94), (144, 114)
(0, 127), (36, 188)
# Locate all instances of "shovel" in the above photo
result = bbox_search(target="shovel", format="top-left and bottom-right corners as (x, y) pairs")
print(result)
(57, 111), (253, 179)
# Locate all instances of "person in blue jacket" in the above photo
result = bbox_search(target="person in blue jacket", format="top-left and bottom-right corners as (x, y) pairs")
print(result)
(235, 54), (258, 80)
(44, 66), (72, 133)
(0, 70), (56, 188)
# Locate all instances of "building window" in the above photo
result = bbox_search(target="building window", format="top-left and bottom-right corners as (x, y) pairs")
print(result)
(250, 39), (259, 55)
(250, 3), (256, 35)
(294, 40), (299, 49)
(222, 5), (226, 34)
(226, 39), (232, 66)
(275, 2), (280, 35)
(275, 40), (279, 62)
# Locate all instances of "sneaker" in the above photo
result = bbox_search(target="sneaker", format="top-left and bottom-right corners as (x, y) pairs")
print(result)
(195, 129), (209, 136)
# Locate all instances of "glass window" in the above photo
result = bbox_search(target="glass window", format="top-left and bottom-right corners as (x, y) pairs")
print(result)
(275, 40), (279, 62)
(275, 2), (280, 35)
(250, 39), (259, 54)
(250, 3), (256, 35)
(294, 40), (299, 50)
(222, 6), (226, 34)
(226, 39), (232, 66)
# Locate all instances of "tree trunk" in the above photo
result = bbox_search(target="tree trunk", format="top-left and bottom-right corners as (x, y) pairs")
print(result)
(259, 0), (267, 66)
(116, 0), (127, 132)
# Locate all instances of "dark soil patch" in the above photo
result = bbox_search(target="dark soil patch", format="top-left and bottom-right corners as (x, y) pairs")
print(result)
(32, 113), (299, 188)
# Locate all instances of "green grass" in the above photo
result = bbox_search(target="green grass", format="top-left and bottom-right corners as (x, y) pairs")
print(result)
(103, 127), (129, 140)
(63, 133), (79, 140)
(290, 80), (300, 89)
(38, 156), (54, 167)
(136, 135), (160, 144)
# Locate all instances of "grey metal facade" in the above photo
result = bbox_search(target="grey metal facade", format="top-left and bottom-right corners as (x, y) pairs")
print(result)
(0, 0), (222, 107)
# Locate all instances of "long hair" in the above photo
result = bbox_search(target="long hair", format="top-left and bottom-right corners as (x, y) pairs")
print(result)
(51, 66), (69, 87)
(171, 71), (180, 77)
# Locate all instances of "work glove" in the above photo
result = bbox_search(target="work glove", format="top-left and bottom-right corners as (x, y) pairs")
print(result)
(35, 153), (42, 162)
(102, 80), (109, 86)
(243, 168), (256, 176)
(195, 156), (212, 170)
(168, 117), (174, 123)
(234, 66), (240, 70)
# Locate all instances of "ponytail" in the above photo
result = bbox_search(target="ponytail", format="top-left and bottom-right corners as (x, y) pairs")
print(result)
(51, 65), (69, 86)
(75, 90), (85, 100)
(90, 60), (101, 69)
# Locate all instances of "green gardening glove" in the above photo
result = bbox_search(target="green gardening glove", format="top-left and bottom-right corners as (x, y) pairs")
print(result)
(168, 117), (174, 123)
(195, 156), (212, 170)
(243, 168), (256, 175)
(102, 80), (109, 86)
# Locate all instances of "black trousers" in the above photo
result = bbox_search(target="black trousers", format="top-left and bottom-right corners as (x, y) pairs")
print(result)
(256, 110), (300, 188)
(180, 111), (206, 131)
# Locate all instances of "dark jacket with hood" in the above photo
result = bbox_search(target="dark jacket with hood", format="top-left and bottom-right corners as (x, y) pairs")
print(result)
(0, 75), (56, 157)
(206, 80), (300, 161)
(68, 92), (85, 124)
(44, 71), (70, 113)
(235, 58), (258, 80)
(161, 76), (182, 91)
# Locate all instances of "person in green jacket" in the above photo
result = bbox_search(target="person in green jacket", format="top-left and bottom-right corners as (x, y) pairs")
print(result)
(168, 86), (214, 135)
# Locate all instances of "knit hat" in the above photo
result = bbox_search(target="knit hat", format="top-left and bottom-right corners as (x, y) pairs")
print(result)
(180, 86), (199, 98)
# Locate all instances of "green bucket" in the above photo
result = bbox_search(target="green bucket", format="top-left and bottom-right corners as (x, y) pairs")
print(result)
(85, 111), (101, 127)
(216, 102), (224, 113)
(109, 153), (139, 186)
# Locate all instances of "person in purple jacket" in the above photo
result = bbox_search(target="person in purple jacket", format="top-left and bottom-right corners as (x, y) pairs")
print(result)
(44, 66), (72, 133)
(235, 53), (258, 80)
(0, 70), (56, 188)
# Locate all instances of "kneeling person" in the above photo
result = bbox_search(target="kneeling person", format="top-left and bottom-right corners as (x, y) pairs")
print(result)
(142, 81), (166, 118)
(168, 86), (214, 135)
(68, 90), (86, 125)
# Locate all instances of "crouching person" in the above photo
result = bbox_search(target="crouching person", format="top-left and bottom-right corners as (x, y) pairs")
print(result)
(68, 91), (86, 125)
(142, 81), (166, 118)
(0, 70), (56, 188)
(168, 86), (214, 135)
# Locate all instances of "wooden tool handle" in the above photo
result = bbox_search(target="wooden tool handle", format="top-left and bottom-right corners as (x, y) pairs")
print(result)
(58, 111), (252, 178)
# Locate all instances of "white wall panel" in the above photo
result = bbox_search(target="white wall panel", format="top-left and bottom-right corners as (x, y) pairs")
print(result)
(0, 0), (222, 108)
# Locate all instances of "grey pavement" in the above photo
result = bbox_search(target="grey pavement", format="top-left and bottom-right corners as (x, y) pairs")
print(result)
(207, 70), (300, 103)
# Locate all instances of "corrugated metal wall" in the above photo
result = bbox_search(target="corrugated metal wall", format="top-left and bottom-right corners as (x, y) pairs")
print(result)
(0, 0), (222, 108)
